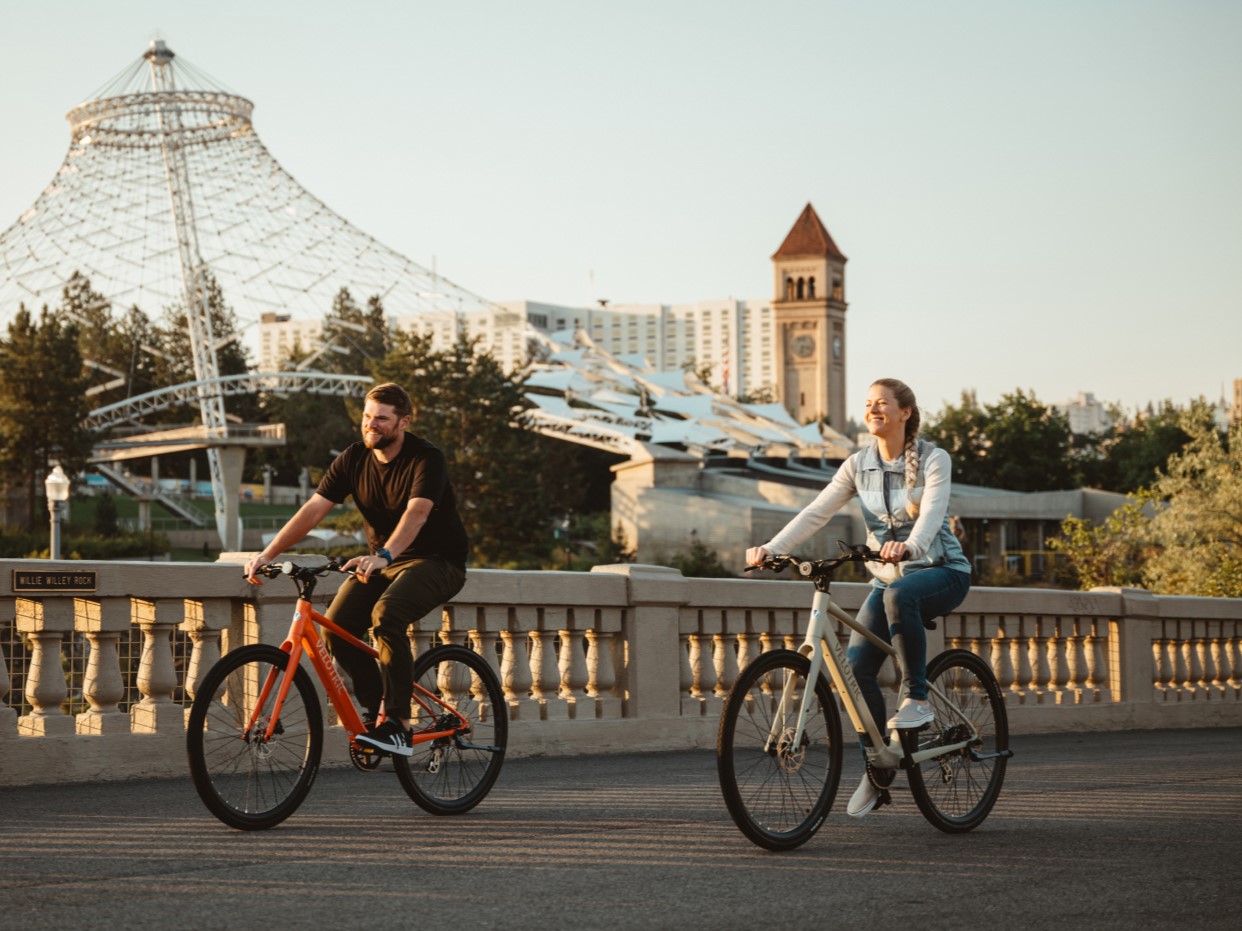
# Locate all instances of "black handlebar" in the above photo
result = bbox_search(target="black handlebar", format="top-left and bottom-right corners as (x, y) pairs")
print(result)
(248, 555), (351, 584)
(744, 541), (885, 581)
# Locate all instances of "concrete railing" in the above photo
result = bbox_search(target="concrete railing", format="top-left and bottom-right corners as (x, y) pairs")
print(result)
(1, 558), (1239, 786)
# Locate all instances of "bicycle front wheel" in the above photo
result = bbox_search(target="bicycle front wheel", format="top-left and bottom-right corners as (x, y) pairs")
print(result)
(186, 644), (323, 831)
(903, 648), (1009, 833)
(716, 649), (843, 851)
(394, 644), (507, 815)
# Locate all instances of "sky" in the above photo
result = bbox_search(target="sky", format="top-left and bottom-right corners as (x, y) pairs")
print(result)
(0, 0), (1239, 417)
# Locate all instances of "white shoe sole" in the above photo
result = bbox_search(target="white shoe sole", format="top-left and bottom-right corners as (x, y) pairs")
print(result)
(847, 797), (877, 818)
(354, 734), (414, 757)
(888, 714), (934, 729)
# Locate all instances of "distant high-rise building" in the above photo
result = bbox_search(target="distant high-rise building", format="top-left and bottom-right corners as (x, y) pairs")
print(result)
(1058, 392), (1114, 435)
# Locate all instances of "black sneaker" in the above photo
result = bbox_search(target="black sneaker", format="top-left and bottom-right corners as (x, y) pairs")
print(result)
(355, 719), (413, 757)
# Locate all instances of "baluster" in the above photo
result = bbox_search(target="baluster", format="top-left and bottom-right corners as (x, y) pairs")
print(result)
(994, 619), (1015, 696)
(1064, 624), (1086, 704)
(1008, 619), (1029, 703)
(1177, 632), (1196, 700)
(1029, 620), (1051, 705)
(586, 628), (622, 718)
(991, 635), (1012, 697)
(557, 625), (591, 719)
(679, 630), (696, 714)
(1084, 620), (1105, 701)
(77, 598), (131, 735)
(16, 597), (74, 736)
(1151, 637), (1169, 701)
(530, 627), (566, 720)
(687, 633), (717, 716)
(131, 598), (183, 734)
(472, 618), (503, 684)
(736, 631), (759, 675)
(1193, 632), (1212, 699)
(500, 611), (538, 719)
(1047, 620), (1068, 703)
(1226, 628), (1242, 698)
(178, 598), (230, 729)
(714, 631), (739, 699)
(1208, 633), (1227, 699)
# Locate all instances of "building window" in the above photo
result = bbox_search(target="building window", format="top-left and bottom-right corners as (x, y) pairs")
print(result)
(796, 278), (805, 300)
(785, 278), (795, 300)
(807, 277), (816, 299)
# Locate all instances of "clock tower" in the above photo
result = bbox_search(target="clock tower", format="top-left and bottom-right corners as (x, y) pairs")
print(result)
(771, 203), (848, 427)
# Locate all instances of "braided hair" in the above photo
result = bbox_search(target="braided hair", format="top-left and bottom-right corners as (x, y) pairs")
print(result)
(872, 378), (922, 516)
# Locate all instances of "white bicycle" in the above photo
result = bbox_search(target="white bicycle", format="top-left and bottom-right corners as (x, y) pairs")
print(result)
(717, 544), (1013, 850)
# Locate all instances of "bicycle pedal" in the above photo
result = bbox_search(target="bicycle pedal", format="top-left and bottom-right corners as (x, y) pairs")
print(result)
(874, 788), (893, 812)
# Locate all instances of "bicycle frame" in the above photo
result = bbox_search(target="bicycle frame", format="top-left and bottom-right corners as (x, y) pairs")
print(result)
(776, 587), (979, 771)
(248, 595), (470, 748)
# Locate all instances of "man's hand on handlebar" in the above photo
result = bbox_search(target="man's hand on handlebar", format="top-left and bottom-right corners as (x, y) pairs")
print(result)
(745, 545), (772, 567)
(341, 553), (388, 583)
(244, 554), (273, 585)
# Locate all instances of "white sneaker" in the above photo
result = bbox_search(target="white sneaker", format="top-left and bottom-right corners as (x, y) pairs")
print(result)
(887, 698), (934, 730)
(846, 773), (879, 818)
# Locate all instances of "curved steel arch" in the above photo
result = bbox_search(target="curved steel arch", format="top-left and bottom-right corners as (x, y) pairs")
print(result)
(85, 371), (373, 430)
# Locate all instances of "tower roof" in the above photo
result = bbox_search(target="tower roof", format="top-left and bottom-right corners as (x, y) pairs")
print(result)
(772, 203), (847, 262)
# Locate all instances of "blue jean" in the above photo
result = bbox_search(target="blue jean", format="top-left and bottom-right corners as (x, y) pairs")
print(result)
(846, 567), (971, 737)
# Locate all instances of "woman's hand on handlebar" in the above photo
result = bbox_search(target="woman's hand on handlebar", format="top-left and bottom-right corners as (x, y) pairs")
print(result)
(878, 540), (909, 563)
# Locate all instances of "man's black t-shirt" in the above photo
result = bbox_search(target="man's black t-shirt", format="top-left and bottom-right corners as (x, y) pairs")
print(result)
(316, 435), (468, 570)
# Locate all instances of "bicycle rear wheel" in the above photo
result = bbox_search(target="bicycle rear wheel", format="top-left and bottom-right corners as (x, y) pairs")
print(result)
(903, 648), (1009, 833)
(716, 649), (843, 851)
(187, 644), (323, 830)
(394, 644), (507, 815)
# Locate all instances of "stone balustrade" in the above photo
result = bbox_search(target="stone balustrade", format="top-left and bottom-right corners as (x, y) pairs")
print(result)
(1, 558), (1239, 786)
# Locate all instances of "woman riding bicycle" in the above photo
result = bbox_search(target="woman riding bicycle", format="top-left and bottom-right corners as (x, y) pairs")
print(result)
(745, 377), (972, 819)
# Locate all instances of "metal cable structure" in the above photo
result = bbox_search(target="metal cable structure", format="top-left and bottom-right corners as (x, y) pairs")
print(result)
(0, 40), (496, 548)
(0, 40), (494, 329)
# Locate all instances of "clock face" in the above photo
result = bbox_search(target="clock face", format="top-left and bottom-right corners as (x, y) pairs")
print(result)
(792, 335), (815, 358)
(832, 334), (842, 359)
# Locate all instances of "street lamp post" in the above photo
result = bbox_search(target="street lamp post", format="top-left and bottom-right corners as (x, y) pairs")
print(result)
(45, 464), (70, 560)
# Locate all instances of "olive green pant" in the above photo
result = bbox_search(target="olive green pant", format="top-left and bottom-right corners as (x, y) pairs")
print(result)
(323, 558), (466, 720)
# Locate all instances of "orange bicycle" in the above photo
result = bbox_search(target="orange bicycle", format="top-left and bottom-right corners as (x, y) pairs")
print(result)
(187, 556), (507, 830)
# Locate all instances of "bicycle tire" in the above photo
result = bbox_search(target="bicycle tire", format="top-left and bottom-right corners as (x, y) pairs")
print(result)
(186, 644), (323, 831)
(716, 649), (843, 850)
(393, 644), (507, 815)
(903, 648), (1009, 833)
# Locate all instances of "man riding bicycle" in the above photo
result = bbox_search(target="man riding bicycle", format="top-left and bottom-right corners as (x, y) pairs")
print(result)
(244, 382), (469, 757)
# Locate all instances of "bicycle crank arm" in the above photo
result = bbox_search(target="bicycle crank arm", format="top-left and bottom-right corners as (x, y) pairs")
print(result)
(969, 748), (1015, 762)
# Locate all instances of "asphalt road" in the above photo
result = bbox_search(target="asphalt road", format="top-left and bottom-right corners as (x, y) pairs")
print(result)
(0, 728), (1239, 931)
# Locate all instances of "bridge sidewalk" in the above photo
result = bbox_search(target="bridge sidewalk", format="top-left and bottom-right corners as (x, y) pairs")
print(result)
(0, 728), (1238, 930)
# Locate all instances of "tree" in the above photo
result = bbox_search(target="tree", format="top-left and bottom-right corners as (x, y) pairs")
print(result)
(154, 269), (255, 422)
(253, 337), (359, 485)
(1142, 416), (1242, 597)
(372, 332), (588, 567)
(320, 288), (390, 375)
(923, 388), (1075, 491)
(1048, 502), (1152, 590)
(0, 306), (96, 529)
(1083, 400), (1205, 493)
(1051, 413), (1242, 597)
(921, 390), (989, 485)
(55, 272), (163, 408)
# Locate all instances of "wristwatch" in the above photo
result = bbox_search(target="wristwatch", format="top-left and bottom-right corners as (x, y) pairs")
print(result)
(375, 548), (393, 565)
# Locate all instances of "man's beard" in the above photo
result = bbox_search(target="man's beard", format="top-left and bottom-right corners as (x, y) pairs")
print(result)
(364, 430), (397, 450)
